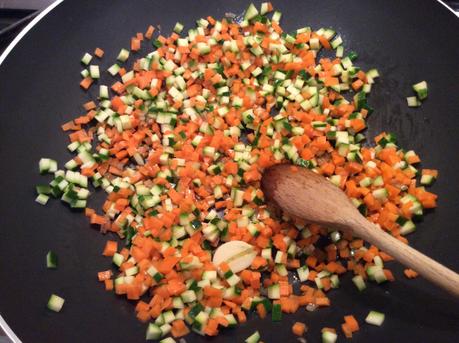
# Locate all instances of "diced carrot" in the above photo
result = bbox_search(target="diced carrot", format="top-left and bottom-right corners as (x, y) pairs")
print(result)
(104, 279), (113, 291)
(383, 269), (395, 281)
(352, 79), (364, 91)
(344, 315), (359, 332)
(404, 268), (419, 279)
(204, 318), (219, 336)
(80, 77), (93, 90)
(97, 270), (113, 281)
(256, 303), (267, 319)
(136, 310), (150, 322)
(171, 319), (190, 338)
(83, 101), (96, 111)
(61, 121), (81, 131)
(315, 297), (330, 307)
(341, 323), (353, 338)
(102, 240), (118, 256)
(203, 286), (223, 298)
(167, 279), (186, 296)
(251, 256), (268, 269)
(292, 322), (307, 336)
(306, 255), (318, 268)
(145, 25), (155, 39)
(94, 47), (104, 58)
(131, 38), (141, 51)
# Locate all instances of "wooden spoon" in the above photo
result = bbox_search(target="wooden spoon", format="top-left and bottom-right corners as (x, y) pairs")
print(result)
(261, 164), (459, 297)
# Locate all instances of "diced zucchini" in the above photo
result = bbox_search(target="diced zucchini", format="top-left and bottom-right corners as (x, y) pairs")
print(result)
(225, 313), (237, 327)
(112, 252), (124, 267)
(35, 194), (50, 205)
(373, 255), (384, 268)
(36, 184), (52, 195)
(412, 81), (428, 100)
(244, 3), (259, 21)
(407, 96), (421, 107)
(172, 297), (184, 309)
(245, 330), (261, 343)
(330, 274), (340, 288)
(322, 331), (337, 343)
(125, 266), (139, 276)
(81, 52), (92, 65)
(268, 284), (280, 299)
(162, 310), (175, 324)
(372, 175), (384, 187)
(99, 85), (109, 99)
(373, 269), (387, 284)
(367, 69), (380, 79)
(160, 323), (172, 336)
(399, 219), (416, 235)
(146, 323), (162, 340)
(272, 10), (282, 22)
(181, 290), (197, 303)
(39, 158), (58, 174)
(359, 177), (372, 187)
(331, 35), (342, 49)
(372, 188), (388, 202)
(117, 48), (130, 62)
(336, 45), (344, 58)
(232, 189), (244, 207)
(107, 63), (120, 76)
(173, 22), (184, 33)
(192, 311), (209, 332)
(47, 294), (65, 312)
(89, 65), (100, 79)
(260, 2), (271, 15)
(225, 273), (241, 287)
(271, 303), (282, 321)
(261, 248), (272, 261)
(297, 266), (310, 282)
(352, 275), (366, 291)
(46, 251), (58, 269)
(365, 310), (385, 326)
(275, 264), (288, 276)
(159, 338), (176, 343)
(202, 270), (217, 281)
(420, 174), (435, 186)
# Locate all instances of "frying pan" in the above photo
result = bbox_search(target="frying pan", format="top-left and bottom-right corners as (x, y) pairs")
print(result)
(0, 0), (458, 342)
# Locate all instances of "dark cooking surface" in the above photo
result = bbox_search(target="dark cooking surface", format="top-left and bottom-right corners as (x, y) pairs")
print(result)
(0, 1), (458, 342)
(0, 9), (37, 54)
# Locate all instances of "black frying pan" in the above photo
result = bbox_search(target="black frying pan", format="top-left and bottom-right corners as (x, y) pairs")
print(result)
(0, 1), (458, 342)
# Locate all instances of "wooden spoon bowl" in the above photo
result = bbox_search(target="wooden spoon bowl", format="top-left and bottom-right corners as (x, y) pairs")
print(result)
(261, 164), (459, 297)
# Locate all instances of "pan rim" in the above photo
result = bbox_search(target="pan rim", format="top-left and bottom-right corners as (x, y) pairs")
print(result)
(0, 0), (64, 67)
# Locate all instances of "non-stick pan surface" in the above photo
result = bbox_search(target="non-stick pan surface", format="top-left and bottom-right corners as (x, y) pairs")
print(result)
(0, 0), (458, 342)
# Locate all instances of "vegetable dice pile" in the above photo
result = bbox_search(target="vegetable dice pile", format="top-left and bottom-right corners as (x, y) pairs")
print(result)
(36, 3), (438, 342)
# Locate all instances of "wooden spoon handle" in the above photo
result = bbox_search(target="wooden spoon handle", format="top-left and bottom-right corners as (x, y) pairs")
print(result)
(350, 216), (459, 297)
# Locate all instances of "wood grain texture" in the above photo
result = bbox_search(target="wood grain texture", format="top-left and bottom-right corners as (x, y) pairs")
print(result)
(261, 164), (459, 297)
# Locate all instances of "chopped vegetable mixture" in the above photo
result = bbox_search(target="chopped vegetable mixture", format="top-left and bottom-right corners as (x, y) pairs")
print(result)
(36, 3), (438, 341)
